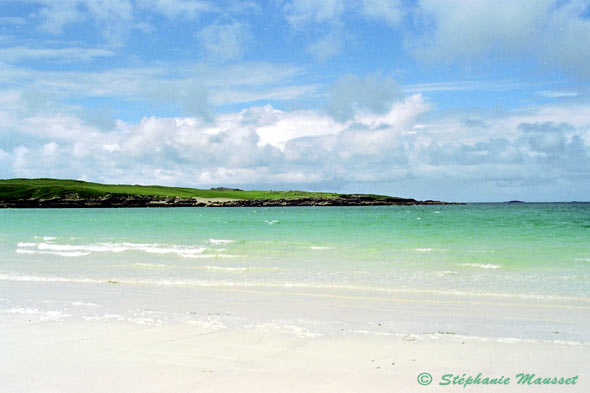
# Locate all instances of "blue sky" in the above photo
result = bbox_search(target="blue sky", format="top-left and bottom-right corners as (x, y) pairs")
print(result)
(1, 0), (590, 201)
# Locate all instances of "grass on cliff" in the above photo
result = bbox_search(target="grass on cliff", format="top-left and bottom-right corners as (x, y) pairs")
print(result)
(0, 178), (361, 201)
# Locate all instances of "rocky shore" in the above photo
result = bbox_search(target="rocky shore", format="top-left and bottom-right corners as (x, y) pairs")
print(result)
(0, 193), (457, 208)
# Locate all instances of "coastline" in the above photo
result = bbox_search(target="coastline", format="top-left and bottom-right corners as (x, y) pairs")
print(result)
(0, 194), (457, 208)
(0, 178), (459, 208)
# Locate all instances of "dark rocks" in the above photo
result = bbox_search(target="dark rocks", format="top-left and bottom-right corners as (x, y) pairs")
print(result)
(0, 194), (457, 208)
(209, 187), (243, 191)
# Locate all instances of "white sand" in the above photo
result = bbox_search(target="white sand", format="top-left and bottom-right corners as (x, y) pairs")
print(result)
(1, 315), (587, 393)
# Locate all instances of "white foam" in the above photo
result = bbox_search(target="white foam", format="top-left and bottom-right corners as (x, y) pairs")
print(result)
(197, 265), (251, 272)
(39, 310), (71, 321)
(182, 253), (241, 259)
(6, 307), (39, 315)
(17, 249), (91, 257)
(265, 220), (279, 225)
(310, 246), (331, 250)
(82, 313), (124, 321)
(16, 242), (36, 247)
(134, 263), (167, 268)
(209, 239), (235, 244)
(461, 263), (501, 270)
(426, 332), (590, 347)
(0, 273), (102, 284)
(249, 322), (321, 338)
(435, 270), (458, 277)
(71, 301), (100, 307)
(1, 273), (587, 303)
(187, 319), (228, 330)
(127, 317), (160, 326)
(17, 241), (209, 258)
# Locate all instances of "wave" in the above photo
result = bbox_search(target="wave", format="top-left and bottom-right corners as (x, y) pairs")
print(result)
(17, 249), (91, 257)
(1, 273), (588, 304)
(14, 240), (241, 259)
(209, 239), (235, 244)
(461, 263), (501, 270)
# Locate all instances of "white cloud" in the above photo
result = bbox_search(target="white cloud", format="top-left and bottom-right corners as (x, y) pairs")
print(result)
(403, 80), (537, 93)
(306, 32), (344, 61)
(537, 90), (580, 98)
(0, 47), (115, 63)
(36, 0), (82, 34)
(409, 0), (590, 79)
(33, 0), (134, 43)
(326, 74), (404, 121)
(2, 97), (590, 200)
(361, 0), (403, 28)
(0, 61), (307, 122)
(136, 0), (215, 19)
(284, 0), (345, 28)
(197, 20), (252, 61)
(0, 16), (28, 25)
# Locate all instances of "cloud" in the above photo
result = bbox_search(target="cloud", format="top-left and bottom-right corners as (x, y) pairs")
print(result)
(135, 0), (215, 19)
(306, 32), (344, 61)
(197, 20), (252, 61)
(326, 74), (404, 121)
(36, 0), (83, 34)
(409, 0), (590, 80)
(283, 0), (345, 28)
(2, 96), (590, 200)
(0, 61), (308, 124)
(0, 16), (28, 25)
(518, 121), (571, 153)
(0, 47), (115, 63)
(537, 90), (580, 98)
(34, 0), (134, 44)
(361, 0), (403, 28)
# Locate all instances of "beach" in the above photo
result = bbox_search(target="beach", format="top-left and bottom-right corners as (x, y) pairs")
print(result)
(2, 317), (587, 393)
(1, 205), (589, 391)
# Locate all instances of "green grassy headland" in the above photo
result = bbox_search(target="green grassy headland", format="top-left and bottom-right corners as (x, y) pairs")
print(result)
(0, 178), (396, 202)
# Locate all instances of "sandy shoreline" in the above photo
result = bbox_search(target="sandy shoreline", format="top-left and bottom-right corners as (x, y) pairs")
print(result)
(1, 316), (587, 393)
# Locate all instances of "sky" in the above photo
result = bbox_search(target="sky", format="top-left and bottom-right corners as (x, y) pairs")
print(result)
(1, 0), (590, 202)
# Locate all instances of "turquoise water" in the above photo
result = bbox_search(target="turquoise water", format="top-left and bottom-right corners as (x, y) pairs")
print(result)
(1, 204), (589, 341)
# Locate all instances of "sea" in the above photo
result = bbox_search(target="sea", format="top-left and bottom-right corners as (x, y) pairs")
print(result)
(1, 204), (589, 344)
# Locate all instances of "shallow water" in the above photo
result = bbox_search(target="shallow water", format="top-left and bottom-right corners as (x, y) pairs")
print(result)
(1, 204), (589, 342)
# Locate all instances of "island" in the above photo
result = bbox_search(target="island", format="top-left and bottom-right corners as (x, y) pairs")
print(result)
(0, 178), (457, 208)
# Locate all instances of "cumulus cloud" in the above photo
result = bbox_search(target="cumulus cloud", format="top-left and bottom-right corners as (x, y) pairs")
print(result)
(518, 121), (571, 153)
(2, 96), (590, 200)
